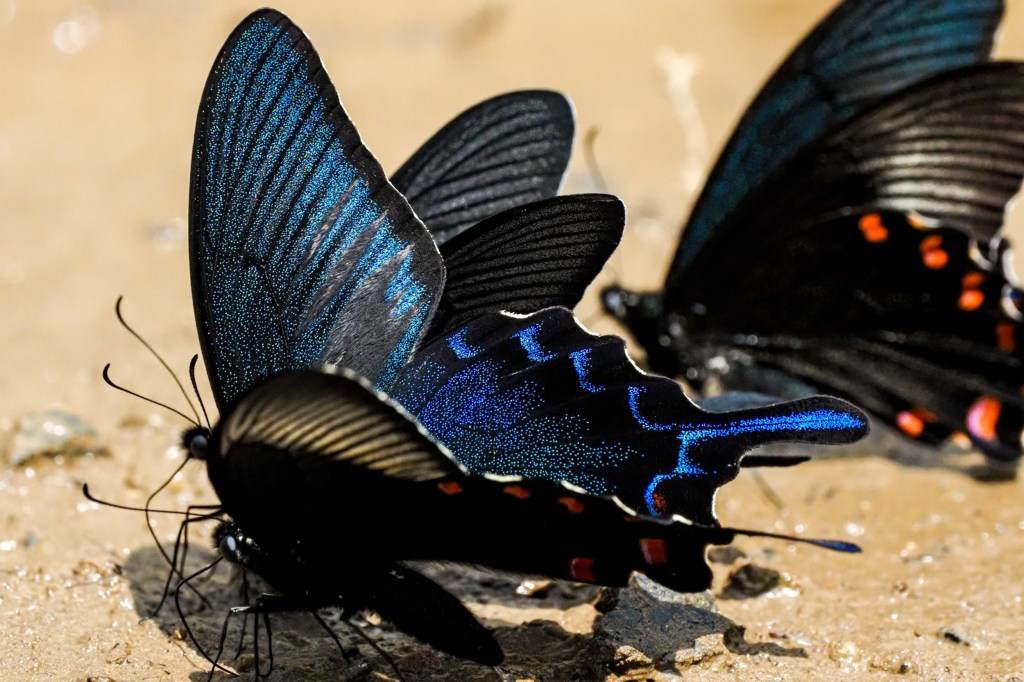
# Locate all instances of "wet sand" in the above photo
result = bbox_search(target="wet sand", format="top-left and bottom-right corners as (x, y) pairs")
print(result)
(2, 1), (1024, 679)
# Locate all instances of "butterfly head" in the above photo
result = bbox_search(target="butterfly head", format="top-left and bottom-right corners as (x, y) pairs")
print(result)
(600, 285), (682, 374)
(182, 426), (212, 461)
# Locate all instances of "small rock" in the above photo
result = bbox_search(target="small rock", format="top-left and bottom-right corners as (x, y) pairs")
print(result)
(591, 574), (730, 674)
(937, 627), (970, 645)
(720, 564), (782, 599)
(6, 409), (105, 466)
(515, 579), (551, 598)
(707, 546), (746, 565)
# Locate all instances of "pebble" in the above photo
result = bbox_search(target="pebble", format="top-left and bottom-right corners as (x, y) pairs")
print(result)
(5, 410), (104, 466)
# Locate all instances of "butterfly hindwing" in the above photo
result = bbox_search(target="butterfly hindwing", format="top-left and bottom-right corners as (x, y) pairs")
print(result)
(391, 90), (575, 245)
(190, 9), (444, 410)
(670, 0), (1004, 284)
(427, 194), (625, 339)
(212, 368), (771, 602)
(394, 307), (867, 522)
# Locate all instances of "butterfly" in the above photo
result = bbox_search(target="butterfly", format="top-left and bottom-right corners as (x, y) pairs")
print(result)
(166, 7), (869, 670)
(602, 0), (1024, 463)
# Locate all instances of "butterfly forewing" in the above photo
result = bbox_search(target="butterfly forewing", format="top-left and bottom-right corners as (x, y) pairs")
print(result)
(190, 10), (444, 410)
(670, 0), (1004, 284)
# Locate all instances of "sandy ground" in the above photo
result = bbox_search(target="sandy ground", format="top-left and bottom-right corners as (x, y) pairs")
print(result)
(3, 1), (1024, 680)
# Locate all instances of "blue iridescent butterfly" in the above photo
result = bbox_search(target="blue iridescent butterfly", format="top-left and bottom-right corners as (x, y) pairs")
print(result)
(602, 0), (1024, 465)
(177, 8), (867, 670)
(191, 9), (867, 522)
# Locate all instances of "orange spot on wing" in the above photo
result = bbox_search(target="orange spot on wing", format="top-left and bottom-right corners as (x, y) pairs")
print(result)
(858, 213), (889, 243)
(558, 497), (585, 513)
(951, 432), (971, 448)
(568, 557), (596, 583)
(958, 272), (986, 311)
(963, 272), (986, 288)
(502, 485), (531, 499)
(919, 235), (949, 269)
(437, 481), (463, 495)
(639, 538), (668, 565)
(959, 289), (985, 311)
(997, 322), (1017, 353)
(896, 411), (925, 437)
(967, 396), (1002, 442)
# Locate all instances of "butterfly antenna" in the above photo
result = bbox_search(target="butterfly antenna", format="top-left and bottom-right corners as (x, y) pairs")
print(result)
(103, 364), (199, 427)
(81, 483), (212, 516)
(188, 354), (212, 430)
(114, 295), (203, 426)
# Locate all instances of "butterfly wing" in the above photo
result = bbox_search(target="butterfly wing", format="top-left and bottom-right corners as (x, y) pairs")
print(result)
(426, 194), (624, 339)
(213, 368), (845, 605)
(391, 90), (575, 245)
(669, 0), (1004, 284)
(392, 307), (867, 522)
(662, 64), (1024, 460)
(190, 9), (444, 410)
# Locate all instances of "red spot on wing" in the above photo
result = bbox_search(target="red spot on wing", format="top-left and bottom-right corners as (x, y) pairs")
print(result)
(959, 290), (985, 311)
(967, 396), (1002, 442)
(639, 538), (668, 565)
(962, 272), (986, 289)
(437, 481), (463, 495)
(502, 485), (531, 499)
(951, 432), (971, 448)
(959, 273), (986, 311)
(920, 236), (949, 269)
(568, 557), (596, 583)
(896, 408), (937, 438)
(858, 213), (889, 243)
(997, 322), (1017, 353)
(649, 491), (668, 515)
(896, 411), (925, 437)
(558, 497), (585, 513)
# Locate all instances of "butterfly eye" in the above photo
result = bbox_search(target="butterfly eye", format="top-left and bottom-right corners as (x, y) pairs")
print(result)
(182, 427), (210, 460)
(218, 533), (240, 563)
(600, 286), (627, 318)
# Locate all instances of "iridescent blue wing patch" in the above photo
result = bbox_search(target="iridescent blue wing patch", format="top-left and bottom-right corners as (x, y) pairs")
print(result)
(392, 307), (867, 523)
(668, 0), (1003, 284)
(190, 9), (444, 410)
(391, 90), (575, 245)
(426, 194), (624, 339)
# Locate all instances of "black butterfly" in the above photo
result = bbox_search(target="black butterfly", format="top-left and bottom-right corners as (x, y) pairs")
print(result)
(602, 0), (1024, 463)
(137, 7), (869, 672)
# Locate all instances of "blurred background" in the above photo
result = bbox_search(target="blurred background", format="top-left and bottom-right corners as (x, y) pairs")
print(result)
(2, 2), (1024, 678)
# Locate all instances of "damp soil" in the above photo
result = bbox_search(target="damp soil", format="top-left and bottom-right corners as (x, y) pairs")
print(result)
(2, 1), (1024, 680)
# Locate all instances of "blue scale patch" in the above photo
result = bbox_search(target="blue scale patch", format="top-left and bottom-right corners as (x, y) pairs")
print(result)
(193, 14), (442, 408)
(394, 308), (867, 521)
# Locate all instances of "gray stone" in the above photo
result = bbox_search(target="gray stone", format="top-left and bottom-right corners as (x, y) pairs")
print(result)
(6, 409), (104, 466)
(592, 574), (731, 676)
